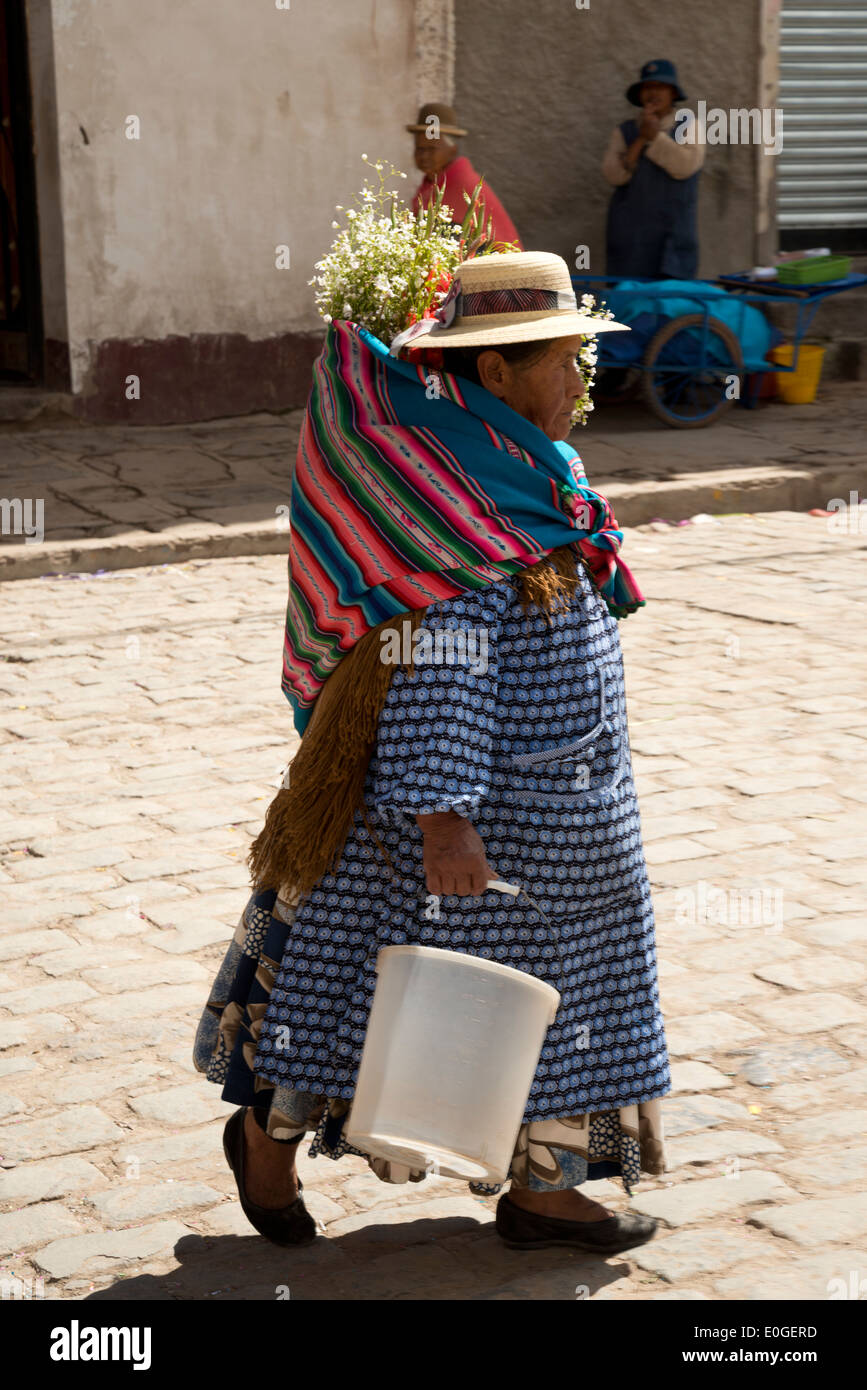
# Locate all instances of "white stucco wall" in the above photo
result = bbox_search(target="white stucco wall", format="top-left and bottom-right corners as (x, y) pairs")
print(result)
(414, 0), (454, 104)
(43, 0), (423, 390)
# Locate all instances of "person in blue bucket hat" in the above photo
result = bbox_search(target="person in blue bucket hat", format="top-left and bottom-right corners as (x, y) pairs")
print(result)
(602, 59), (705, 278)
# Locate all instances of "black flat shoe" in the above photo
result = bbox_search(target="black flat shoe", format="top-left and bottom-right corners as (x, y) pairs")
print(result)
(495, 1192), (658, 1253)
(223, 1107), (317, 1246)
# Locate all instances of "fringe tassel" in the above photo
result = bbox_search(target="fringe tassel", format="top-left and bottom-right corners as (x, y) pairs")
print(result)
(248, 608), (427, 900)
(516, 543), (586, 617)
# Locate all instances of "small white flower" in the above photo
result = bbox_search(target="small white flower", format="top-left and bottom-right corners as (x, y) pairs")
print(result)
(309, 152), (485, 342)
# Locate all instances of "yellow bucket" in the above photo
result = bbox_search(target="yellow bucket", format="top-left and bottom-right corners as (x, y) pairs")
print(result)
(769, 342), (826, 404)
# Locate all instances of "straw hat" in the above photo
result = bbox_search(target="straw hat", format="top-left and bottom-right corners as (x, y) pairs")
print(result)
(406, 102), (467, 137)
(392, 252), (629, 352)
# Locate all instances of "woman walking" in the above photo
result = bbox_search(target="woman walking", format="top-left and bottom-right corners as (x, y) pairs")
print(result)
(195, 250), (670, 1254)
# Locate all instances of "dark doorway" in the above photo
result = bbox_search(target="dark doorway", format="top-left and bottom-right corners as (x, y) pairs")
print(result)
(0, 0), (43, 381)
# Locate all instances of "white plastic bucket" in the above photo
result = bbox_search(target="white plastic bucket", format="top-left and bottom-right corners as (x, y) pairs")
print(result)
(343, 944), (561, 1183)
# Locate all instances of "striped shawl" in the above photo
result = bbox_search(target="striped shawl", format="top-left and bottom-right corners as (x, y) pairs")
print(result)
(282, 321), (644, 733)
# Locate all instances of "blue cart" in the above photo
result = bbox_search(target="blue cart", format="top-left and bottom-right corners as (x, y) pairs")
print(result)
(571, 272), (867, 429)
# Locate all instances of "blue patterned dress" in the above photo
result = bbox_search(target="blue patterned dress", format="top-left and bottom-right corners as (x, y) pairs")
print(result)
(195, 552), (670, 1194)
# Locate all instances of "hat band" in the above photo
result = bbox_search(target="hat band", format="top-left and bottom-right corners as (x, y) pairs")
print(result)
(388, 280), (581, 356)
(460, 286), (577, 318)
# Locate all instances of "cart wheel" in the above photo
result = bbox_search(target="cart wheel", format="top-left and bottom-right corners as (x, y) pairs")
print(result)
(642, 314), (744, 428)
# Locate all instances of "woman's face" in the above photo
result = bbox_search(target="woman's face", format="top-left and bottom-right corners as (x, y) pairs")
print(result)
(477, 336), (586, 440)
(414, 133), (457, 177)
(640, 81), (676, 116)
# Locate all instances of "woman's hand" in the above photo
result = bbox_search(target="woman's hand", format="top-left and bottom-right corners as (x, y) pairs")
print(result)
(416, 810), (492, 896)
(638, 111), (661, 141)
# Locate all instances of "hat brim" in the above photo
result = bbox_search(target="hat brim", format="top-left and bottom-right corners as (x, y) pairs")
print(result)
(627, 80), (687, 106)
(406, 123), (467, 136)
(425, 309), (631, 349)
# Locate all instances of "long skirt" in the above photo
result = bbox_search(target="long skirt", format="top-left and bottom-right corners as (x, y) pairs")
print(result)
(194, 889), (667, 1196)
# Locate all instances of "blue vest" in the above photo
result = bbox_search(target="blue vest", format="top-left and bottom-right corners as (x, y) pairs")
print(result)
(605, 118), (700, 278)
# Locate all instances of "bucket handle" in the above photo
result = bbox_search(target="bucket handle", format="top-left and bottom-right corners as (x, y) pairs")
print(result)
(487, 880), (567, 1011)
(413, 879), (567, 1009)
(486, 878), (520, 896)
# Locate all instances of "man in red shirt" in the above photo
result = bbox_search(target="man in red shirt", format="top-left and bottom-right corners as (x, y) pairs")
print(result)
(408, 103), (524, 250)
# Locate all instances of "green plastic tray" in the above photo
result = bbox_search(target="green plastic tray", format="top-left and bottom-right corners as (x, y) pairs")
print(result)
(776, 255), (852, 285)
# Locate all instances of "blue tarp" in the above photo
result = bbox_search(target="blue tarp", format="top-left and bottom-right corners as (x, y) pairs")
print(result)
(600, 279), (775, 372)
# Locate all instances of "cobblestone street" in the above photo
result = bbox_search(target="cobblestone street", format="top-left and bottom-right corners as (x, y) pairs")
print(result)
(1, 510), (866, 1302)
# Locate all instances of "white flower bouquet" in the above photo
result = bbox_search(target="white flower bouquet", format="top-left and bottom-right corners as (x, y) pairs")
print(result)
(571, 297), (614, 428)
(310, 155), (611, 428)
(310, 155), (499, 349)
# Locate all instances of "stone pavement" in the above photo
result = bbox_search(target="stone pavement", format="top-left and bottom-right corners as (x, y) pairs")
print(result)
(1, 382), (866, 580)
(0, 510), (866, 1302)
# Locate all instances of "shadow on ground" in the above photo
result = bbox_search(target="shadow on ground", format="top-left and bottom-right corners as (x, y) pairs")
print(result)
(83, 1225), (633, 1302)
